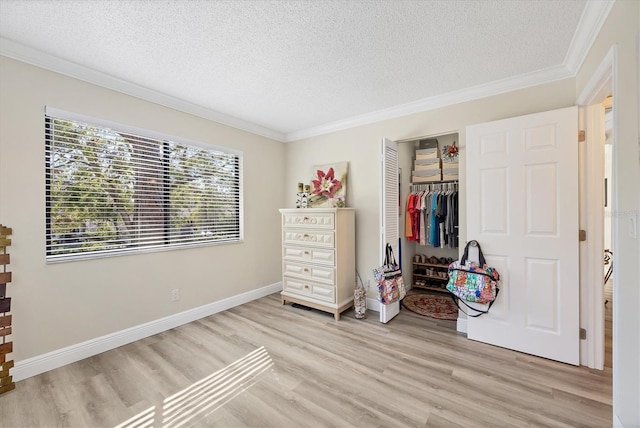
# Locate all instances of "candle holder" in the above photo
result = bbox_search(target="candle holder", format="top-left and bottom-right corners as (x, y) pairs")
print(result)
(295, 183), (311, 208)
(296, 192), (309, 208)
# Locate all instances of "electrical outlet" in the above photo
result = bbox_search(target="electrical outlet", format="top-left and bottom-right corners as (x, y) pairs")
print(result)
(366, 279), (371, 291)
(171, 289), (179, 302)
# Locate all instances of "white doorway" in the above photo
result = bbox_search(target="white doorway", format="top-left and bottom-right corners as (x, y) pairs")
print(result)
(603, 96), (614, 368)
(577, 45), (616, 371)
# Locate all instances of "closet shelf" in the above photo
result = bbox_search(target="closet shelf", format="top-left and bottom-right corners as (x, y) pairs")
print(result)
(413, 262), (450, 268)
(412, 257), (450, 294)
(413, 273), (448, 281)
(410, 179), (459, 186)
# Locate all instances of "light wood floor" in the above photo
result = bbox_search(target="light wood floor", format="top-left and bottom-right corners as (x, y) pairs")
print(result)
(0, 293), (612, 427)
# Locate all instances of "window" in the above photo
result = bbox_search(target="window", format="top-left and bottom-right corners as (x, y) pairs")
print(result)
(45, 108), (242, 262)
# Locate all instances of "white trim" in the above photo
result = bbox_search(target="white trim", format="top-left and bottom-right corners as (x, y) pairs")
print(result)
(584, 102), (606, 370)
(367, 297), (381, 314)
(0, 0), (615, 145)
(456, 317), (468, 334)
(0, 38), (286, 143)
(564, 0), (616, 74)
(576, 45), (616, 370)
(613, 413), (623, 428)
(577, 46), (617, 106)
(285, 65), (572, 142)
(11, 282), (282, 382)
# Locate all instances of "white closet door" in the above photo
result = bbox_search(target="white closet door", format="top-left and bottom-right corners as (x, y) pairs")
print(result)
(466, 106), (579, 365)
(380, 137), (400, 323)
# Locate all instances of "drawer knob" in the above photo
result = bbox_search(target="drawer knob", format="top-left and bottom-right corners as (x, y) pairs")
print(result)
(303, 268), (309, 272)
(304, 251), (310, 255)
(304, 285), (310, 289)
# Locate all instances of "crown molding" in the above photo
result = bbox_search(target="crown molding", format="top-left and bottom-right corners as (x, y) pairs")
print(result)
(284, 0), (615, 142)
(284, 64), (573, 142)
(563, 0), (615, 74)
(0, 37), (286, 142)
(576, 45), (616, 106)
(2, 0), (612, 145)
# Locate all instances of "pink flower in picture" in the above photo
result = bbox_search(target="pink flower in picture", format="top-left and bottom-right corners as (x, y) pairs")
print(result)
(312, 167), (342, 198)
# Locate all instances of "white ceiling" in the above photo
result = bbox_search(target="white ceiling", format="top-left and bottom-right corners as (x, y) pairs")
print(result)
(0, 0), (612, 142)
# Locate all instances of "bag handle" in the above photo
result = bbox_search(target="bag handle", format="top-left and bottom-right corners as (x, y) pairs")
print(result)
(386, 243), (398, 266)
(383, 244), (390, 265)
(460, 240), (486, 266)
(449, 289), (499, 317)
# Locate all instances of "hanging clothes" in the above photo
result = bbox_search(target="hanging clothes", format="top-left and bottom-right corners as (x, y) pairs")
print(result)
(405, 194), (414, 241)
(419, 191), (427, 247)
(406, 182), (458, 249)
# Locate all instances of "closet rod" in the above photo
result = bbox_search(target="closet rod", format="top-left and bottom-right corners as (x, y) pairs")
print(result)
(410, 179), (458, 185)
(410, 180), (458, 192)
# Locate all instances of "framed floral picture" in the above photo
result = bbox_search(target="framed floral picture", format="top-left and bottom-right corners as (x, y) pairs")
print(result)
(309, 162), (348, 208)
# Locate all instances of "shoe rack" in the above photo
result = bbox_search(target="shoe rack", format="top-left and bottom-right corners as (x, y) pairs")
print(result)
(412, 254), (452, 293)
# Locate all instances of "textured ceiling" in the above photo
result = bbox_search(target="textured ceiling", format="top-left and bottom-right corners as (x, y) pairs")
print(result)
(0, 0), (593, 140)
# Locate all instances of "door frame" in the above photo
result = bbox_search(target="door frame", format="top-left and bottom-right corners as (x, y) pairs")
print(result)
(576, 45), (617, 370)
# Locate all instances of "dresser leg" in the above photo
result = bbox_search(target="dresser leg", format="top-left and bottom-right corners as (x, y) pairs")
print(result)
(334, 312), (340, 321)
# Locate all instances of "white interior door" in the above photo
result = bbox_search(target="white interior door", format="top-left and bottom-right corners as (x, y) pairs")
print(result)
(466, 106), (579, 365)
(380, 137), (400, 323)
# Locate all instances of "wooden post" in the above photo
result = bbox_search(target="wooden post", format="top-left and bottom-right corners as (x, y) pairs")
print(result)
(0, 225), (14, 395)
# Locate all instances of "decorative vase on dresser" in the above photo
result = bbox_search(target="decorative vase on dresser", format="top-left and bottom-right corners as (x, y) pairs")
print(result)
(279, 208), (355, 320)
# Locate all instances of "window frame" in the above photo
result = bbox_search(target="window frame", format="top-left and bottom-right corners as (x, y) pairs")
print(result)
(44, 106), (244, 263)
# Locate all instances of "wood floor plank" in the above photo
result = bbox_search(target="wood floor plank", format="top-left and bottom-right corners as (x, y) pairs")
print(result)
(0, 292), (612, 427)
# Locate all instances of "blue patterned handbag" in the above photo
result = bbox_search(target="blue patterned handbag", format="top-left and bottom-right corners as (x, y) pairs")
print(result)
(446, 240), (500, 316)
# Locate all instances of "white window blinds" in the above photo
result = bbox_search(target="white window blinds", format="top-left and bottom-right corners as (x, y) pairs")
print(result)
(45, 109), (243, 262)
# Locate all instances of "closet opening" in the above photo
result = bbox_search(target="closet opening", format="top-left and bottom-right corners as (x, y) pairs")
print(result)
(397, 133), (460, 326)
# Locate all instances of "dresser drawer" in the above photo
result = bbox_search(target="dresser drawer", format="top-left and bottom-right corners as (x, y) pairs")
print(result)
(283, 230), (334, 248)
(283, 277), (335, 303)
(283, 246), (335, 266)
(283, 261), (335, 284)
(283, 212), (335, 229)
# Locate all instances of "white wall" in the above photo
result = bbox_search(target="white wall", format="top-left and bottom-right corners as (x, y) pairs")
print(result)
(284, 79), (576, 300)
(0, 57), (286, 362)
(575, 1), (640, 426)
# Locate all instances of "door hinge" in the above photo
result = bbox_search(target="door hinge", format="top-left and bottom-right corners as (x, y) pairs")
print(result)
(580, 328), (587, 340)
(578, 130), (585, 142)
(579, 230), (586, 241)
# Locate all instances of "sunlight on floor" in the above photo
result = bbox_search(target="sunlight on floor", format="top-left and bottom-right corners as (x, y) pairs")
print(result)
(114, 346), (274, 428)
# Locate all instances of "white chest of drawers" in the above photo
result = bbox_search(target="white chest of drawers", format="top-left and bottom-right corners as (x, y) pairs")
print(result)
(279, 208), (355, 320)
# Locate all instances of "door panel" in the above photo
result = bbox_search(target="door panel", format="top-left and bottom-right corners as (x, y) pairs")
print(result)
(525, 163), (558, 236)
(466, 106), (579, 365)
(380, 137), (400, 323)
(480, 167), (509, 234)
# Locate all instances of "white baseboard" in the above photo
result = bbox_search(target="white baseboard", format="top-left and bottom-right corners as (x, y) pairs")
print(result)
(366, 297), (381, 313)
(11, 282), (282, 382)
(612, 413), (623, 428)
(457, 317), (468, 334)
